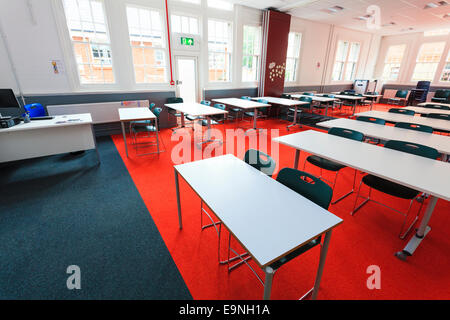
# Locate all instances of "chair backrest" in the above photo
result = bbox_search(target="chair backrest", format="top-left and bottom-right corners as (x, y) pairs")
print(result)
(423, 104), (450, 110)
(395, 90), (408, 98)
(356, 116), (386, 125)
(244, 149), (276, 177)
(384, 140), (439, 160)
(434, 89), (450, 99)
(366, 92), (378, 95)
(241, 96), (251, 100)
(389, 108), (415, 116)
(24, 103), (46, 118)
(328, 127), (364, 142)
(153, 107), (162, 117)
(200, 100), (211, 106)
(257, 99), (269, 104)
(427, 113), (450, 121)
(303, 92), (314, 96)
(299, 97), (313, 103)
(281, 94), (291, 99)
(276, 168), (333, 210)
(395, 122), (434, 133)
(167, 97), (183, 104)
(213, 103), (226, 110)
(149, 103), (156, 111)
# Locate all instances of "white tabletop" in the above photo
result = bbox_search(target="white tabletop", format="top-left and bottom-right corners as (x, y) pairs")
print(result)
(356, 111), (450, 132)
(363, 94), (383, 98)
(318, 118), (450, 156)
(253, 97), (309, 106)
(291, 94), (337, 102)
(212, 98), (270, 110)
(332, 95), (366, 101)
(418, 102), (450, 108)
(0, 114), (93, 133)
(165, 102), (228, 117)
(118, 107), (156, 122)
(274, 130), (450, 201)
(175, 154), (342, 268)
(404, 106), (450, 115)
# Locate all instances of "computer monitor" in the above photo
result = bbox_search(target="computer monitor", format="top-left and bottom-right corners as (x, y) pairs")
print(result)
(0, 89), (21, 118)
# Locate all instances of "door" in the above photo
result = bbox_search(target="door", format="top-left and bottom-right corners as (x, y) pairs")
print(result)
(175, 56), (199, 103)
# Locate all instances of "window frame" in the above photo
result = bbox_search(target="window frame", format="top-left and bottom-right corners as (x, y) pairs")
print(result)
(57, 0), (118, 89)
(125, 4), (169, 85)
(332, 40), (361, 82)
(381, 44), (406, 82)
(411, 41), (447, 82)
(207, 18), (233, 83)
(241, 24), (262, 83)
(170, 13), (200, 35)
(285, 32), (302, 83)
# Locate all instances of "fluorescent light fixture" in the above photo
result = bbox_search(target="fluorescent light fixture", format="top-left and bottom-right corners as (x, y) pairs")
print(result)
(424, 29), (450, 36)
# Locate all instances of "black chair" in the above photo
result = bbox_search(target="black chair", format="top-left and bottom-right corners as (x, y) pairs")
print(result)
(389, 108), (415, 116)
(431, 89), (450, 104)
(351, 140), (439, 239)
(244, 149), (277, 177)
(427, 113), (450, 121)
(356, 116), (386, 125)
(422, 104), (450, 110)
(304, 127), (364, 204)
(395, 122), (434, 133)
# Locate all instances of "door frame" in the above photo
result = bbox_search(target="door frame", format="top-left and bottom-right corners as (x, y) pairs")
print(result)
(174, 55), (200, 103)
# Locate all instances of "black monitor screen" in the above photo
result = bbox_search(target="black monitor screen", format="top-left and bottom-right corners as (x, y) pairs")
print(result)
(0, 89), (21, 109)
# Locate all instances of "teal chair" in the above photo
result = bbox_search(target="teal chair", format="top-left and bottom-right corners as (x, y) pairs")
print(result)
(351, 140), (439, 239)
(241, 96), (252, 100)
(356, 116), (386, 125)
(389, 108), (415, 116)
(130, 102), (157, 131)
(304, 127), (364, 204)
(244, 149), (276, 177)
(431, 89), (450, 103)
(427, 113), (450, 121)
(388, 90), (408, 106)
(200, 100), (211, 106)
(303, 92), (315, 96)
(244, 99), (269, 121)
(281, 94), (291, 99)
(287, 97), (311, 126)
(131, 107), (163, 154)
(166, 97), (197, 131)
(204, 103), (227, 125)
(395, 122), (434, 133)
(422, 104), (450, 110)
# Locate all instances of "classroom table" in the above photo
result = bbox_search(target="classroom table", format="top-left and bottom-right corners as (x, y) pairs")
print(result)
(318, 94), (367, 115)
(165, 102), (228, 145)
(252, 97), (310, 130)
(174, 154), (342, 300)
(318, 118), (450, 161)
(404, 106), (450, 116)
(0, 113), (99, 164)
(363, 94), (383, 110)
(119, 107), (159, 157)
(273, 130), (450, 261)
(211, 98), (270, 131)
(355, 111), (450, 132)
(290, 94), (338, 116)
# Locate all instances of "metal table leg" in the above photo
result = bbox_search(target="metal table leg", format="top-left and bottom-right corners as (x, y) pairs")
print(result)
(121, 121), (129, 158)
(155, 118), (160, 154)
(311, 230), (332, 300)
(175, 169), (183, 230)
(287, 106), (299, 130)
(294, 150), (301, 169)
(263, 267), (274, 300)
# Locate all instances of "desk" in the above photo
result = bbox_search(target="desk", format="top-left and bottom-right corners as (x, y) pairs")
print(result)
(318, 118), (450, 161)
(290, 94), (337, 116)
(332, 95), (366, 116)
(119, 107), (159, 157)
(274, 130), (450, 260)
(0, 114), (98, 164)
(211, 98), (270, 131)
(363, 94), (383, 110)
(355, 111), (450, 132)
(174, 154), (342, 300)
(165, 103), (228, 144)
(404, 106), (450, 116)
(252, 97), (309, 130)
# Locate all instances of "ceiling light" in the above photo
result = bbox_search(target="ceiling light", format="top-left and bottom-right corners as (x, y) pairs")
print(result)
(326, 5), (344, 14)
(424, 2), (439, 9)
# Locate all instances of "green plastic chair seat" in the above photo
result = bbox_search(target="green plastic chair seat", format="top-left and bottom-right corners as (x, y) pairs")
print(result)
(132, 125), (157, 133)
(362, 175), (419, 200)
(306, 155), (346, 171)
(269, 238), (321, 270)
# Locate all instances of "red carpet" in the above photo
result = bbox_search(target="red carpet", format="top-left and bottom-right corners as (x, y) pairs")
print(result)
(111, 105), (450, 300)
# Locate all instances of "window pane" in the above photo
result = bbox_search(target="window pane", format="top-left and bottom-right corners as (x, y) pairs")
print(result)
(208, 19), (232, 82)
(382, 45), (406, 81)
(127, 5), (167, 83)
(285, 32), (302, 82)
(440, 51), (450, 82)
(242, 25), (261, 82)
(208, 0), (233, 11)
(412, 42), (446, 81)
(63, 0), (114, 84)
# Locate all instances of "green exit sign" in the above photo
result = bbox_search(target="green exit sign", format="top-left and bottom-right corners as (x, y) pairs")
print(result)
(181, 37), (194, 46)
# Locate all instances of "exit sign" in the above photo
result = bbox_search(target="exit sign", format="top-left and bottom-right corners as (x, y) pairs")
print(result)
(181, 37), (194, 46)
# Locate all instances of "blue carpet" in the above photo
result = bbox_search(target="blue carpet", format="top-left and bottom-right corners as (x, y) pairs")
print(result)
(0, 137), (192, 300)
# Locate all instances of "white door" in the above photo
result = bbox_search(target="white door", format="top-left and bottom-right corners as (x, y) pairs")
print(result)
(175, 56), (198, 103)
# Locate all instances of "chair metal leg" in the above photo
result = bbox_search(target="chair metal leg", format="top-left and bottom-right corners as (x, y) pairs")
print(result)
(351, 181), (371, 215)
(332, 169), (358, 205)
(398, 199), (423, 240)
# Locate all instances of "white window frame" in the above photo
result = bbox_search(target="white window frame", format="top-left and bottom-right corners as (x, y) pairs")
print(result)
(241, 24), (262, 83)
(207, 0), (234, 11)
(171, 13), (200, 35)
(125, 4), (169, 85)
(285, 32), (302, 83)
(332, 40), (361, 82)
(207, 18), (233, 83)
(411, 41), (447, 82)
(56, 0), (118, 90)
(381, 44), (406, 82)
(440, 49), (450, 82)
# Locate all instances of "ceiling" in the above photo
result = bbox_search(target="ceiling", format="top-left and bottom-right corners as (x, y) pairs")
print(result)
(231, 0), (450, 35)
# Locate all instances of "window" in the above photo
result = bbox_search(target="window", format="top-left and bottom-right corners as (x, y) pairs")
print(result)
(62, 0), (114, 84)
(332, 41), (360, 81)
(208, 0), (234, 11)
(171, 15), (199, 34)
(412, 42), (446, 81)
(126, 6), (167, 84)
(242, 25), (261, 82)
(208, 19), (232, 82)
(382, 45), (406, 81)
(440, 51), (450, 82)
(178, 0), (201, 4)
(285, 32), (302, 82)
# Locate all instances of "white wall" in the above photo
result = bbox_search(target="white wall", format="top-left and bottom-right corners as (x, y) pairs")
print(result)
(374, 31), (450, 87)
(0, 0), (379, 96)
